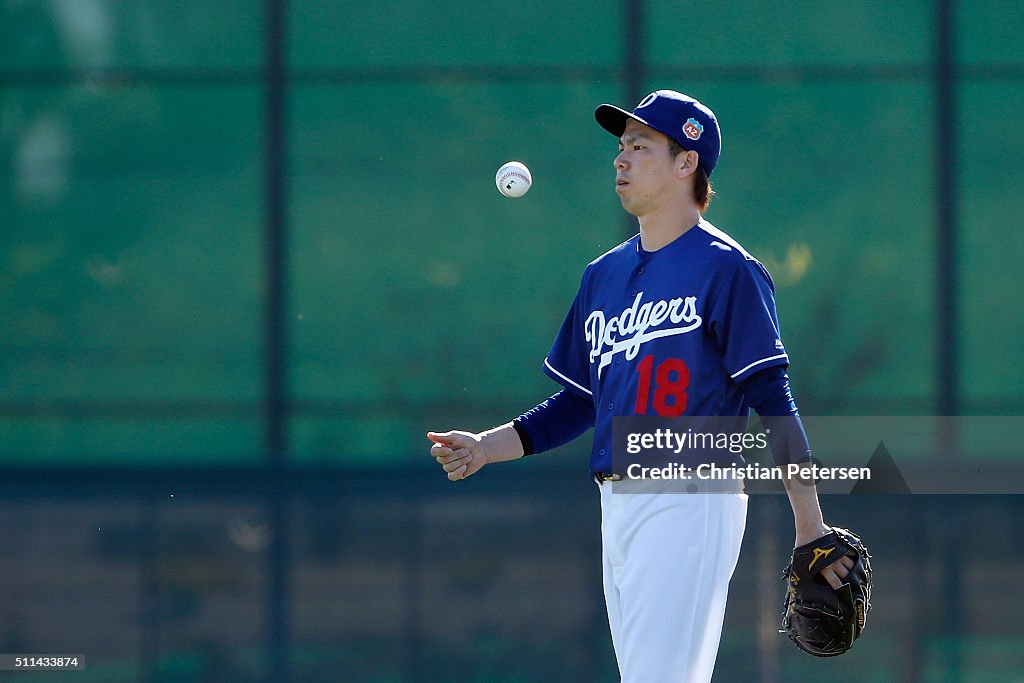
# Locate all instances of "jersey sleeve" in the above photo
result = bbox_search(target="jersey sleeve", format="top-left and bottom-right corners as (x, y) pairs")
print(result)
(542, 285), (594, 399)
(707, 258), (790, 383)
(739, 366), (813, 466)
(513, 389), (596, 456)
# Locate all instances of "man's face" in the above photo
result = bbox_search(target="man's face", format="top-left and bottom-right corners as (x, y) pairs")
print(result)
(613, 119), (682, 216)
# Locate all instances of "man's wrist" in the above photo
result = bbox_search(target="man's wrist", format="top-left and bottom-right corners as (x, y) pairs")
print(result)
(794, 522), (830, 546)
(510, 420), (534, 457)
(480, 423), (525, 464)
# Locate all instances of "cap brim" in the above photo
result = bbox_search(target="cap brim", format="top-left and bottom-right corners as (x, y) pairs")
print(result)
(595, 104), (649, 138)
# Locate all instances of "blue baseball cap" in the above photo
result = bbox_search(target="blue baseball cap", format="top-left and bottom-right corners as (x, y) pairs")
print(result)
(595, 90), (722, 175)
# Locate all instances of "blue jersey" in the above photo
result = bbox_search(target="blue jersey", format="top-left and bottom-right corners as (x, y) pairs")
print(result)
(543, 219), (789, 476)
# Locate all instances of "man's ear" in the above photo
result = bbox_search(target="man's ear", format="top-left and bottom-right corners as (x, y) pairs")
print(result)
(677, 150), (698, 178)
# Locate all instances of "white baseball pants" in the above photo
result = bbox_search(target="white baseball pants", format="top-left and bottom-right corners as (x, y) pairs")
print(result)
(598, 482), (748, 682)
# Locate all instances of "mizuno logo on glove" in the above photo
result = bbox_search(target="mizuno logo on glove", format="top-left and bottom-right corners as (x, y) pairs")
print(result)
(808, 546), (835, 571)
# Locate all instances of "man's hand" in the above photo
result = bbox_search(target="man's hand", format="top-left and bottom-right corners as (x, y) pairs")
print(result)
(786, 467), (854, 590)
(797, 526), (856, 590)
(427, 430), (490, 481)
(782, 526), (873, 657)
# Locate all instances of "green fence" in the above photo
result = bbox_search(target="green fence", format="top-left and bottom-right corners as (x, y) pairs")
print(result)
(4, 1), (1022, 463)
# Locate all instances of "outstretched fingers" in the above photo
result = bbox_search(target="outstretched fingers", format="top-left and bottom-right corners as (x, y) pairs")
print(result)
(821, 553), (856, 589)
(819, 565), (842, 590)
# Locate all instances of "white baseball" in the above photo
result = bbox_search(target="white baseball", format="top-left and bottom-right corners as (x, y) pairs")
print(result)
(496, 161), (532, 198)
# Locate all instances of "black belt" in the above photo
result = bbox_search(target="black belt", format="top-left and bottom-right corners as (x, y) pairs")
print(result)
(593, 469), (745, 492)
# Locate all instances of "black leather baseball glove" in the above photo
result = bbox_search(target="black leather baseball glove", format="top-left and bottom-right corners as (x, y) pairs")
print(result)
(781, 526), (873, 657)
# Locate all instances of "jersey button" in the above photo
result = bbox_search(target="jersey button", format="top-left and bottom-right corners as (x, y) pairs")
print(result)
(599, 449), (606, 456)
(637, 267), (644, 274)
(607, 403), (614, 410)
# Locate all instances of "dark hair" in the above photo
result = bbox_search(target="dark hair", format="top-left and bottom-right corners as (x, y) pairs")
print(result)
(668, 138), (715, 212)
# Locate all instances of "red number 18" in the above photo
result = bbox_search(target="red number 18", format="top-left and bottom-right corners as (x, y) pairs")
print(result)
(634, 355), (690, 417)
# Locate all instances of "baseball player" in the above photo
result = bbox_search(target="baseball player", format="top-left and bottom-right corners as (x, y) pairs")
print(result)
(428, 90), (853, 682)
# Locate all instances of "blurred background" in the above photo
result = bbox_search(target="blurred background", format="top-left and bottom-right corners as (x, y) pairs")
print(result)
(1, 0), (1023, 681)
